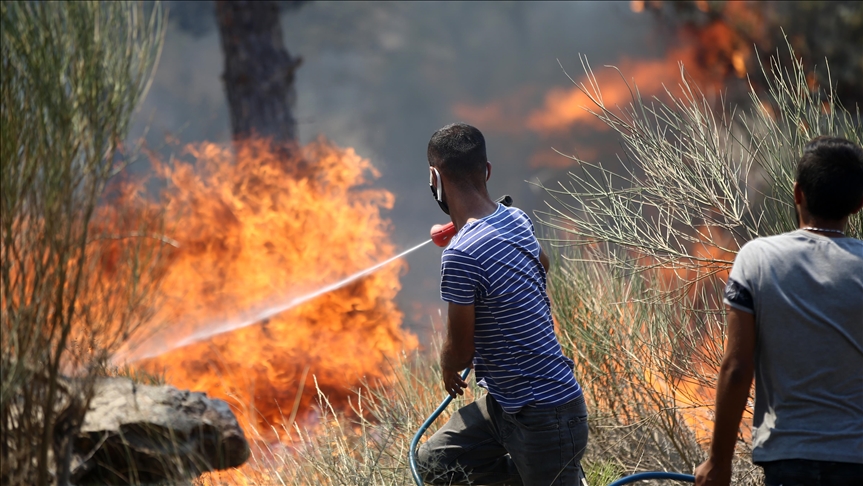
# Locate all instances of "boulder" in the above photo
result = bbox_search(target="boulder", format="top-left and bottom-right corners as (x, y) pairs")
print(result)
(70, 377), (249, 484)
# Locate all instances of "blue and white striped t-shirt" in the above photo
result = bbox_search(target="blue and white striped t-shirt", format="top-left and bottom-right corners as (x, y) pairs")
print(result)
(440, 203), (582, 413)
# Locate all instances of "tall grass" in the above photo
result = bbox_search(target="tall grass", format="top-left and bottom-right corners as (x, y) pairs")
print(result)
(547, 248), (763, 483)
(1, 2), (165, 483)
(197, 348), (482, 486)
(197, 348), (626, 486)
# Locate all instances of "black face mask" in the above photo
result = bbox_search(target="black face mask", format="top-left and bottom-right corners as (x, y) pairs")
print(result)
(435, 196), (450, 215)
(429, 167), (450, 215)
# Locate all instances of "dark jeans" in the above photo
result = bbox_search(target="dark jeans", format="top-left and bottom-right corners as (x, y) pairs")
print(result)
(760, 459), (863, 486)
(417, 393), (589, 486)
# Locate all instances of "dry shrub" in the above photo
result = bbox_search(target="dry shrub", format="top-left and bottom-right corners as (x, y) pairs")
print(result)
(195, 347), (484, 486)
(538, 39), (859, 484)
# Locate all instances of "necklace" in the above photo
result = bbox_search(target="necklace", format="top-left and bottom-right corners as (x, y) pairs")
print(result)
(801, 227), (845, 236)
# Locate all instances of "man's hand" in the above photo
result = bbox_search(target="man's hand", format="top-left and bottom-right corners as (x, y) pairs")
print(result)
(442, 367), (468, 398)
(440, 302), (475, 398)
(694, 457), (732, 486)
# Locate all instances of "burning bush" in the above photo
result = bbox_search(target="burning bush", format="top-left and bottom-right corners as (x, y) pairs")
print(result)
(133, 137), (418, 437)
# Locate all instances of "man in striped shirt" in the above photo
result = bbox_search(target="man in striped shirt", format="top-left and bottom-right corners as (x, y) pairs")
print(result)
(417, 123), (588, 485)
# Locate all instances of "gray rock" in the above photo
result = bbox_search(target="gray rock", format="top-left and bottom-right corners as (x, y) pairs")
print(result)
(70, 377), (249, 484)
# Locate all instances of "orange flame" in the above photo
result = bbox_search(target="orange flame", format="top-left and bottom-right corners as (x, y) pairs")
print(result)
(528, 1), (764, 135)
(133, 138), (417, 435)
(526, 53), (707, 135)
(645, 225), (746, 445)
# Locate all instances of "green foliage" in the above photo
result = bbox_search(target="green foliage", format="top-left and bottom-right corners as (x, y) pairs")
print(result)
(583, 460), (624, 486)
(1, 2), (164, 483)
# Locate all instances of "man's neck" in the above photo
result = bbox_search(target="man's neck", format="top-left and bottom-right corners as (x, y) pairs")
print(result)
(448, 189), (498, 231)
(797, 209), (848, 237)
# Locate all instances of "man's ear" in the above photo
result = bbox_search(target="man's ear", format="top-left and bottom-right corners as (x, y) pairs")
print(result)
(486, 161), (492, 181)
(793, 182), (803, 206)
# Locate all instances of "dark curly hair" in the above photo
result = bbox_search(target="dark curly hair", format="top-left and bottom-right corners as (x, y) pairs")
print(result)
(427, 123), (487, 187)
(796, 136), (863, 220)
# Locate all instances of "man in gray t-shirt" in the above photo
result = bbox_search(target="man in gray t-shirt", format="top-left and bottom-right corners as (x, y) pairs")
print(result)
(696, 136), (863, 486)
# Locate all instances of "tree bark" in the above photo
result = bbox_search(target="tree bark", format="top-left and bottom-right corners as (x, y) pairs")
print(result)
(215, 1), (302, 144)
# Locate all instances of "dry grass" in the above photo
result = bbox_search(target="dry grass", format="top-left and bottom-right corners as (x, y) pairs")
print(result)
(535, 38), (861, 301)
(191, 301), (732, 486)
(194, 348), (482, 486)
(547, 246), (762, 485)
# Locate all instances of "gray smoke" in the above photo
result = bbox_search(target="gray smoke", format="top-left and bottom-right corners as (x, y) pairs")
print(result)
(128, 2), (674, 341)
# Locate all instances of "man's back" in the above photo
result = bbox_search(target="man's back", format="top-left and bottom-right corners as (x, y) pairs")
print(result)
(728, 229), (863, 463)
(440, 204), (581, 413)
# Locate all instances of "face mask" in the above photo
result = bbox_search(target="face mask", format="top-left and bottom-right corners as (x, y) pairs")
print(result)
(429, 167), (450, 215)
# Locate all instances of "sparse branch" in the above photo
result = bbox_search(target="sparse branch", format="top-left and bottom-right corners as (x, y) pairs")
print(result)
(537, 40), (857, 482)
(1, 2), (165, 482)
(536, 40), (861, 301)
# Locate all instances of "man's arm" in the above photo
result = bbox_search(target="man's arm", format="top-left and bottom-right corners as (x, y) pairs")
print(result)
(695, 306), (756, 486)
(440, 302), (476, 398)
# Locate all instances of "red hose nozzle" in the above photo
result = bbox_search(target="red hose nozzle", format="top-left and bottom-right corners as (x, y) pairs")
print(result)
(430, 195), (513, 247)
(431, 223), (456, 247)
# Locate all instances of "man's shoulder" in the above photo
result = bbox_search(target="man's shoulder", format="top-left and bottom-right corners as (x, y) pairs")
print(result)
(448, 206), (528, 253)
(733, 232), (806, 272)
(733, 231), (863, 281)
(739, 231), (812, 254)
(742, 230), (863, 255)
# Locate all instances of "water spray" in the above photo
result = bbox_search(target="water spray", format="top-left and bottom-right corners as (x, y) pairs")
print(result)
(134, 195), (514, 361)
(134, 191), (694, 485)
(131, 239), (433, 361)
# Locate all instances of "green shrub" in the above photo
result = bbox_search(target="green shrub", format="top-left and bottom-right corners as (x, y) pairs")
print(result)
(1, 2), (165, 483)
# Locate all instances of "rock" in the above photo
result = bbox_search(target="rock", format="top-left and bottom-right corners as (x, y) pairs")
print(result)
(70, 377), (249, 484)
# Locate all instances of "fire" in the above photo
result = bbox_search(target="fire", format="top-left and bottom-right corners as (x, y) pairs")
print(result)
(132, 138), (417, 435)
(644, 225), (745, 445)
(559, 226), (746, 450)
(526, 53), (707, 134)
(529, 1), (764, 135)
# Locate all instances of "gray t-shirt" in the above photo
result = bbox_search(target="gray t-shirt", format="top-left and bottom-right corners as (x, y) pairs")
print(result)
(725, 229), (863, 464)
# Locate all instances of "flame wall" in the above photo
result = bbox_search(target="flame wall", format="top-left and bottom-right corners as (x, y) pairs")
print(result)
(137, 138), (417, 434)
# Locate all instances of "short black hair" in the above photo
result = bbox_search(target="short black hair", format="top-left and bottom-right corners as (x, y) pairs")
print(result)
(796, 136), (863, 220)
(427, 123), (487, 184)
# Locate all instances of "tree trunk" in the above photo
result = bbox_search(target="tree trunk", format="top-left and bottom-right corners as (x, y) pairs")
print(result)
(215, 0), (302, 145)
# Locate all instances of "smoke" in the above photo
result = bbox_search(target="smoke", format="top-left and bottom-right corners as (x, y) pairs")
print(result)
(128, 2), (702, 340)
